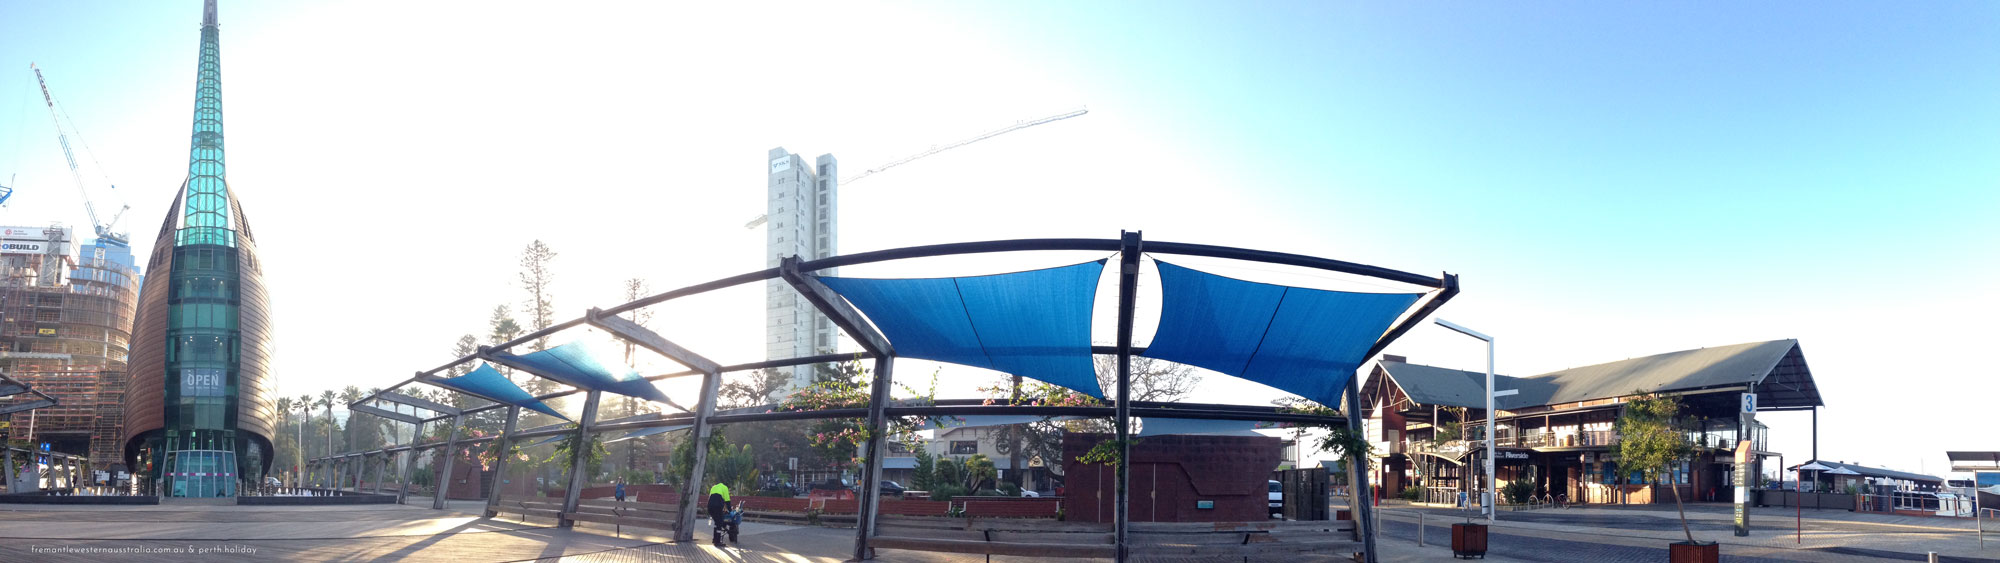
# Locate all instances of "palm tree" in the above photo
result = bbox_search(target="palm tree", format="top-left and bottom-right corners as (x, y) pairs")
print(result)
(318, 390), (336, 487)
(294, 395), (313, 484)
(275, 397), (293, 474)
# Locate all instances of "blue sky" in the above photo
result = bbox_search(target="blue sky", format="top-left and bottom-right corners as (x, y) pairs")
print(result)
(0, 1), (1994, 478)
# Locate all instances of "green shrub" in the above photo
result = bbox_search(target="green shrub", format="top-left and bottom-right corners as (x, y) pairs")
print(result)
(1502, 480), (1535, 504)
(1399, 487), (1422, 501)
(997, 482), (1022, 497)
(931, 484), (968, 502)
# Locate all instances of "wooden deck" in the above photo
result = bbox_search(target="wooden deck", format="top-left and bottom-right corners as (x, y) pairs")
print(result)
(0, 499), (1363, 562)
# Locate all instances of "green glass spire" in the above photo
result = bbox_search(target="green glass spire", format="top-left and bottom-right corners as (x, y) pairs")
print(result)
(180, 0), (232, 247)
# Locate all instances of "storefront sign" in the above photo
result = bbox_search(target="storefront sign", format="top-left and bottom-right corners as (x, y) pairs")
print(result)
(180, 368), (224, 396)
(1580, 452), (1596, 463)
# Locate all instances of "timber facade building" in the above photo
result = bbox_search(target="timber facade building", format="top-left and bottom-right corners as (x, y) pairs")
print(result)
(1360, 339), (1823, 506)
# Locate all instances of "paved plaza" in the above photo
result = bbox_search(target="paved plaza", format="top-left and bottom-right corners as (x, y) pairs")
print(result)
(0, 499), (1993, 562)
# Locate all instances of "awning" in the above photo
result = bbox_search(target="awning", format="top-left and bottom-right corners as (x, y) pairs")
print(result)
(1141, 261), (1421, 406)
(488, 342), (672, 405)
(820, 261), (1106, 397)
(429, 363), (569, 421)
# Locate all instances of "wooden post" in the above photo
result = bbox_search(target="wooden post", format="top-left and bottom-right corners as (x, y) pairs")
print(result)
(560, 390), (602, 529)
(852, 355), (896, 560)
(432, 414), (463, 509)
(485, 406), (522, 516)
(674, 368), (722, 542)
(1345, 372), (1379, 563)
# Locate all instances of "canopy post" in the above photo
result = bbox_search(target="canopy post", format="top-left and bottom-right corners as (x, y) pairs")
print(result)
(484, 405), (522, 516)
(397, 419), (423, 504)
(1113, 230), (1141, 563)
(674, 367), (722, 542)
(853, 355), (896, 560)
(559, 390), (603, 529)
(431, 414), (463, 509)
(1345, 372), (1379, 563)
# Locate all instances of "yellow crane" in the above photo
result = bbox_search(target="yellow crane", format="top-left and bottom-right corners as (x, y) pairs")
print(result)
(745, 107), (1088, 229)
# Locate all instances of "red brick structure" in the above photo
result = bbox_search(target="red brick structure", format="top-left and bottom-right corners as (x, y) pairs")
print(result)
(1061, 433), (1282, 523)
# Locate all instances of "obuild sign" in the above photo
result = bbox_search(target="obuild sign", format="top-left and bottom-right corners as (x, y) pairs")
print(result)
(0, 241), (47, 254)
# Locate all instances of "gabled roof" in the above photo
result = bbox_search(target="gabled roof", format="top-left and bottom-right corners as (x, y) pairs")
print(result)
(1374, 339), (1822, 412)
(1374, 362), (1536, 410)
(1788, 459), (1943, 484)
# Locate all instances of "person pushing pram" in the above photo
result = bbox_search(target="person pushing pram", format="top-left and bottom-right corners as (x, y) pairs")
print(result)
(706, 481), (741, 547)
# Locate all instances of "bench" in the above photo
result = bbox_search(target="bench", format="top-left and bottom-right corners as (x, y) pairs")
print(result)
(1128, 520), (1359, 558)
(489, 496), (565, 523)
(562, 498), (680, 536)
(872, 516), (1116, 559)
(961, 499), (1061, 518)
(871, 517), (1358, 560)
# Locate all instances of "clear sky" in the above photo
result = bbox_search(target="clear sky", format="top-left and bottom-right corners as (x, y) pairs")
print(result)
(0, 1), (1994, 479)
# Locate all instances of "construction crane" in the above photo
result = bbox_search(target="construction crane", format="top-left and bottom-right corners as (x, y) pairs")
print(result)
(31, 64), (130, 247)
(745, 107), (1088, 229)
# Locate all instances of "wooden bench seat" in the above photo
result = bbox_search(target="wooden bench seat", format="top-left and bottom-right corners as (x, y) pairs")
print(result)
(872, 516), (1358, 560)
(870, 536), (1116, 558)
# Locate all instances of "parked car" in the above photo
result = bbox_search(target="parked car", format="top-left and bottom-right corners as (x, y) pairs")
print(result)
(1020, 489), (1040, 498)
(878, 480), (907, 496)
(1269, 480), (1283, 516)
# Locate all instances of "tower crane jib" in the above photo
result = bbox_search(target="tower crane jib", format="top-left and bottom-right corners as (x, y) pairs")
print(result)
(30, 63), (130, 247)
(744, 107), (1089, 229)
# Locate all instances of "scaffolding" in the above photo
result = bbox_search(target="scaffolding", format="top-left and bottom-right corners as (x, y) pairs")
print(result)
(0, 238), (138, 472)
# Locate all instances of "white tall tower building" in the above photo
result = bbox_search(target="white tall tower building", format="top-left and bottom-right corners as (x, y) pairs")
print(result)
(765, 147), (839, 391)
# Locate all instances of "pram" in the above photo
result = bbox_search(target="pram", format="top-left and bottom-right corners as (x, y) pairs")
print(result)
(710, 502), (742, 547)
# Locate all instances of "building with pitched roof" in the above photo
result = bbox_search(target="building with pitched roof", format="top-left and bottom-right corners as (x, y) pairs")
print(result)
(1359, 339), (1823, 506)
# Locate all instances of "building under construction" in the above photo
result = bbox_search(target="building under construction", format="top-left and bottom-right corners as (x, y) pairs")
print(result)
(0, 225), (141, 474)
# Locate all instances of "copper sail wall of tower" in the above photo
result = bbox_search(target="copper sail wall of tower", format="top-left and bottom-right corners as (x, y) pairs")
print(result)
(121, 0), (277, 495)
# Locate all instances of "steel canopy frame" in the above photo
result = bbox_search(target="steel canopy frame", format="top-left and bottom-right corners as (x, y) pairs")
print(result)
(352, 236), (1449, 409)
(328, 233), (1453, 561)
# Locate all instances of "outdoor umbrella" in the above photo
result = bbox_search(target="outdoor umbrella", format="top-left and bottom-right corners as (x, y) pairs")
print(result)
(1797, 462), (1832, 492)
(1825, 466), (1860, 493)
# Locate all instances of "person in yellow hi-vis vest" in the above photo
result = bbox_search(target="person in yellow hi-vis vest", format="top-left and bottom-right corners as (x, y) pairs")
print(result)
(707, 481), (739, 547)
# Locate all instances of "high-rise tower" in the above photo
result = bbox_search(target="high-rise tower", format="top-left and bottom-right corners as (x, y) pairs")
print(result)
(764, 148), (838, 392)
(121, 0), (278, 497)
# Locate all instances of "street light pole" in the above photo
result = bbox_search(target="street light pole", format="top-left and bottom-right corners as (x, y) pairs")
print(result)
(1436, 318), (1497, 523)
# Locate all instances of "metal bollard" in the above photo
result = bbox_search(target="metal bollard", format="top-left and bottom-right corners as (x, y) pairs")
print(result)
(1418, 511), (1426, 547)
(1927, 552), (1938, 563)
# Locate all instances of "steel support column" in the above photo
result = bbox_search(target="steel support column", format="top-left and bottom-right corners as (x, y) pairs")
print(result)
(853, 355), (896, 560)
(560, 391), (602, 529)
(485, 405), (522, 516)
(432, 414), (463, 509)
(397, 419), (423, 505)
(1113, 231), (1141, 563)
(1345, 372), (1379, 563)
(675, 367), (722, 542)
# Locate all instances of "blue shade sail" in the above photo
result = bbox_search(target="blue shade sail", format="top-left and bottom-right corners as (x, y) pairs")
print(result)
(821, 261), (1107, 398)
(1142, 261), (1423, 406)
(488, 342), (672, 405)
(431, 364), (569, 421)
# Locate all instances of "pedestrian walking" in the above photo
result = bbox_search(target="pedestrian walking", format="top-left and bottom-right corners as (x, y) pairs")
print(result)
(615, 480), (626, 502)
